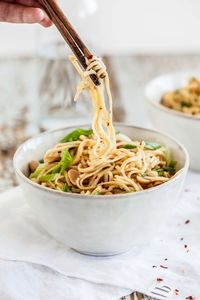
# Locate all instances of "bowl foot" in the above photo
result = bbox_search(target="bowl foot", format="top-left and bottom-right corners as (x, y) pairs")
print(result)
(71, 247), (133, 257)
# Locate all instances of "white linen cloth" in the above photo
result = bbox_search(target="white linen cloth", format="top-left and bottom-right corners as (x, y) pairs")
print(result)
(0, 171), (199, 300)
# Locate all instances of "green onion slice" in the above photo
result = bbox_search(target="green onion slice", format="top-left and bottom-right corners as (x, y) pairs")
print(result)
(122, 144), (137, 149)
(63, 183), (72, 192)
(30, 164), (45, 179)
(39, 174), (58, 182)
(144, 141), (161, 150)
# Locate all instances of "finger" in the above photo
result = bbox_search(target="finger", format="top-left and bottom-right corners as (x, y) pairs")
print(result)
(16, 0), (53, 27)
(3, 0), (40, 7)
(0, 2), (45, 23)
(39, 18), (52, 27)
(13, 0), (56, 27)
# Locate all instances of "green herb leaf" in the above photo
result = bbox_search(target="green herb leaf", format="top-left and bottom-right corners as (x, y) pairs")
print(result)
(169, 160), (177, 168)
(60, 128), (93, 143)
(56, 186), (63, 192)
(155, 168), (164, 176)
(116, 130), (120, 135)
(165, 148), (172, 166)
(56, 183), (71, 192)
(63, 183), (71, 192)
(141, 172), (147, 177)
(47, 163), (61, 174)
(122, 144), (137, 149)
(30, 164), (45, 179)
(181, 101), (191, 108)
(165, 148), (176, 167)
(165, 148), (177, 175)
(60, 149), (73, 174)
(144, 141), (161, 150)
(39, 174), (58, 182)
(163, 166), (176, 175)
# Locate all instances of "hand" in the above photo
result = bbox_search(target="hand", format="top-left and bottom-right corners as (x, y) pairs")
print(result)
(0, 0), (52, 27)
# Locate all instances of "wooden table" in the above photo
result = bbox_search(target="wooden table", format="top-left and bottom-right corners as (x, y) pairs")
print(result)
(1, 54), (200, 299)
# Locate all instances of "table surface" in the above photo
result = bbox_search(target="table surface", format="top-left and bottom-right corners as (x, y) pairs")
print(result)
(1, 54), (200, 299)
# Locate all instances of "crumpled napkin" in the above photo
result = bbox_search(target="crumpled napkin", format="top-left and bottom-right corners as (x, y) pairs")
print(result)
(0, 260), (128, 300)
(0, 171), (199, 300)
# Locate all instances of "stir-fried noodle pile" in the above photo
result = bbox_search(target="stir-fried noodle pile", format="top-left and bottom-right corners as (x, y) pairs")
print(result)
(29, 56), (176, 195)
(162, 77), (200, 116)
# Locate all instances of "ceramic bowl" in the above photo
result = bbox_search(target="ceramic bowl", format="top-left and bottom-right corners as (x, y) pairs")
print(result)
(13, 124), (189, 256)
(145, 70), (200, 171)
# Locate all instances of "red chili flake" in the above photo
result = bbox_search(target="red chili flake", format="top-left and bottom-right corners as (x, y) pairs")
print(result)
(160, 265), (168, 269)
(157, 278), (163, 282)
(184, 244), (188, 248)
(175, 288), (179, 295)
(186, 296), (195, 300)
(185, 220), (190, 224)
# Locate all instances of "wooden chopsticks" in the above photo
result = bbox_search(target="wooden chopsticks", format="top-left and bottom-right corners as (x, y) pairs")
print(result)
(38, 0), (101, 86)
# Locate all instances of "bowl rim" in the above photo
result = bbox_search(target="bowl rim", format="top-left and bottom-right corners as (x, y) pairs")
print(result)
(13, 123), (189, 200)
(145, 70), (200, 121)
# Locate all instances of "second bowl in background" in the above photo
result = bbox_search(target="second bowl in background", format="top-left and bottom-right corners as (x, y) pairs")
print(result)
(145, 70), (200, 171)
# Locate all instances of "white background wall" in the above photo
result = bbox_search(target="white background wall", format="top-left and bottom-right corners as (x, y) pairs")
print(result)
(1, 0), (200, 57)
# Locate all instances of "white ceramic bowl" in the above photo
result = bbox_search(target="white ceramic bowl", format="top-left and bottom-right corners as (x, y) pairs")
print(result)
(145, 70), (200, 171)
(13, 124), (189, 256)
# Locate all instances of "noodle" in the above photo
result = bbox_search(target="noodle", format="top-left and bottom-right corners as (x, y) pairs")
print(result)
(162, 77), (200, 116)
(29, 56), (177, 195)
